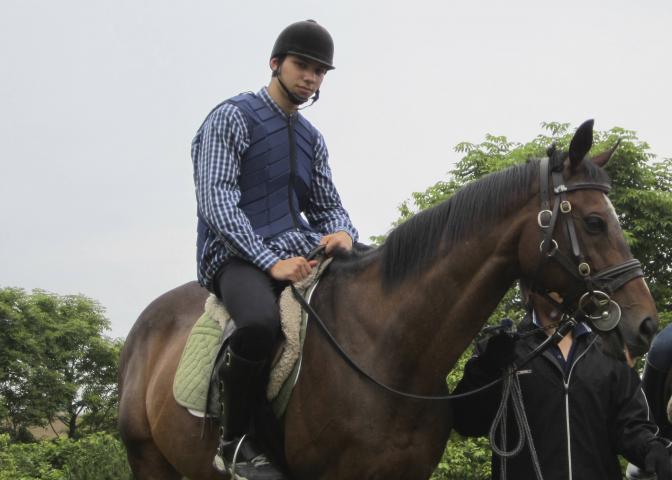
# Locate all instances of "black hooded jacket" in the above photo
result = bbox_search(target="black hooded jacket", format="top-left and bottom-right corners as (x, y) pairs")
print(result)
(452, 322), (664, 480)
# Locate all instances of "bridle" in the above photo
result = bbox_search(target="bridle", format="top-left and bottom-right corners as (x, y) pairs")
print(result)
(291, 154), (645, 401)
(532, 154), (644, 331)
(488, 153), (648, 480)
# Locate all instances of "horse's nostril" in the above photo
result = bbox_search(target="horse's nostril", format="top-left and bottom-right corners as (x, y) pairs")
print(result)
(639, 317), (657, 339)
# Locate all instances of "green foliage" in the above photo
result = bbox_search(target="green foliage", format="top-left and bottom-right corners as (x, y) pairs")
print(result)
(432, 434), (492, 480)
(61, 433), (132, 480)
(0, 288), (121, 441)
(0, 433), (132, 480)
(0, 433), (63, 480)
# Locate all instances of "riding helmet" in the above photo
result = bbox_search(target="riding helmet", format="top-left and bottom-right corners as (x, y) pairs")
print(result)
(270, 20), (335, 70)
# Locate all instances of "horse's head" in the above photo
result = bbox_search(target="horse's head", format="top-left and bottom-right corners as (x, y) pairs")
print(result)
(519, 119), (658, 358)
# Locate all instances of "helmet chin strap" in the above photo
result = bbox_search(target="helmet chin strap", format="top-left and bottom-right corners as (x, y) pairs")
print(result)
(275, 70), (320, 108)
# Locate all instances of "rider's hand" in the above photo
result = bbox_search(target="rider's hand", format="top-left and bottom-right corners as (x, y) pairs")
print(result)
(320, 231), (353, 256)
(268, 257), (318, 283)
(645, 441), (672, 480)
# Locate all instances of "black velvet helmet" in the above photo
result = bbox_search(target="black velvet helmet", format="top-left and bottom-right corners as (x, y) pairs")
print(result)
(270, 20), (335, 70)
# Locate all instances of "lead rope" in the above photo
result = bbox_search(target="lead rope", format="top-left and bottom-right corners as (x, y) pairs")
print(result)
(487, 316), (577, 480)
(489, 366), (544, 480)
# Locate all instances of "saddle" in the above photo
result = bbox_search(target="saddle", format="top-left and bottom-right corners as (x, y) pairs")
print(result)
(173, 257), (332, 418)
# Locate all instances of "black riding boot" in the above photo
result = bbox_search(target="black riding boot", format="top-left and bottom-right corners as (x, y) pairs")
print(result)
(626, 362), (670, 480)
(212, 344), (287, 480)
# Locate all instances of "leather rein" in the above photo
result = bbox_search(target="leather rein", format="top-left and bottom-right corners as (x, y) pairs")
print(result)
(292, 156), (644, 401)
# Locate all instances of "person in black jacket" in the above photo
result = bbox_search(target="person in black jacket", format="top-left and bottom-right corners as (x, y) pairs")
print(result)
(451, 288), (672, 480)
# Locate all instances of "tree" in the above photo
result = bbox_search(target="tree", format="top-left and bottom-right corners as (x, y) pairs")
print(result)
(0, 288), (121, 441)
(0, 288), (65, 440)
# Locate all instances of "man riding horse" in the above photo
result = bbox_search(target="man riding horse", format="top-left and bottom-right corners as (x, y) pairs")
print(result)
(191, 19), (357, 479)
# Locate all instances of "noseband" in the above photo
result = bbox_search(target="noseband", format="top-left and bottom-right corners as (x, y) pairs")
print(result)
(533, 156), (644, 330)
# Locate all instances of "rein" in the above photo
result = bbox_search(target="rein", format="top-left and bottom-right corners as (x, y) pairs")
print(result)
(291, 282), (576, 401)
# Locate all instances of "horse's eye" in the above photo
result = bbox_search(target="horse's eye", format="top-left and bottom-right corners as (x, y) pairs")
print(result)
(584, 215), (607, 234)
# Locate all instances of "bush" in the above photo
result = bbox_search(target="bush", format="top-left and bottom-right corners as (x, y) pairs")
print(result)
(62, 433), (132, 480)
(0, 433), (132, 480)
(432, 434), (491, 479)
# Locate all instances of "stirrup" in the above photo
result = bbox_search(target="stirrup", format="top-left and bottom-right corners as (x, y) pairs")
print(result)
(213, 434), (287, 480)
(213, 434), (246, 474)
(229, 434), (247, 479)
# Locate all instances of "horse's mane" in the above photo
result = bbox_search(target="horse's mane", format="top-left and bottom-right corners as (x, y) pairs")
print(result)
(378, 160), (538, 287)
(329, 153), (611, 287)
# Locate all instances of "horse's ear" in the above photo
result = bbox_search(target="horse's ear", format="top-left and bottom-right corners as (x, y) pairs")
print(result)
(591, 138), (621, 168)
(568, 119), (594, 170)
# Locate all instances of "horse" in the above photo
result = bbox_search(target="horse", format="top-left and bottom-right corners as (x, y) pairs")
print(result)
(118, 119), (659, 479)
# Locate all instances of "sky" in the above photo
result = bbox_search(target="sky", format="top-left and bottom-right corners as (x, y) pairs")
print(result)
(1, 0), (670, 339)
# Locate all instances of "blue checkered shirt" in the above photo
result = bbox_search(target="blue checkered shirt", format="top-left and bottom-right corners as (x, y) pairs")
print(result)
(192, 87), (358, 290)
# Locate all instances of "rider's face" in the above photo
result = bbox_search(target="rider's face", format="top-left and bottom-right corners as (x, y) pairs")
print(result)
(271, 54), (327, 100)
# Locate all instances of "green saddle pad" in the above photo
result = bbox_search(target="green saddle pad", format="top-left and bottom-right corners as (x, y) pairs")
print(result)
(172, 297), (309, 418)
(173, 310), (225, 414)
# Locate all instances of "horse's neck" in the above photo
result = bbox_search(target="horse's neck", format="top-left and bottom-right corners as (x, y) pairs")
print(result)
(339, 217), (526, 390)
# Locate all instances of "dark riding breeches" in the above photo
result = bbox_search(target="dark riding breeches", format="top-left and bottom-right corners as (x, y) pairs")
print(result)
(215, 257), (286, 361)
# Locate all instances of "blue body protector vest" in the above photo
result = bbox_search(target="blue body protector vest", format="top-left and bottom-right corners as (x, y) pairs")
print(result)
(196, 93), (316, 262)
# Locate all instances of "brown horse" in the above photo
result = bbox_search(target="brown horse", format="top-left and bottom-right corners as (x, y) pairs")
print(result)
(119, 120), (658, 479)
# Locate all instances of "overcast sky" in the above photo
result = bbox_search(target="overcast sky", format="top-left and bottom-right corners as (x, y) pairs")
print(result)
(1, 0), (670, 339)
